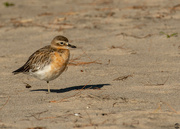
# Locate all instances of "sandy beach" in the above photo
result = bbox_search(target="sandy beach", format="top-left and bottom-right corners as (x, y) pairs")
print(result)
(0, 0), (180, 128)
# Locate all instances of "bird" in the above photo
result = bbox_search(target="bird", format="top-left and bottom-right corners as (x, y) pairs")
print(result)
(12, 35), (76, 93)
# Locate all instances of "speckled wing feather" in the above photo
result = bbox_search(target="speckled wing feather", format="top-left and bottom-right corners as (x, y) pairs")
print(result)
(13, 45), (53, 74)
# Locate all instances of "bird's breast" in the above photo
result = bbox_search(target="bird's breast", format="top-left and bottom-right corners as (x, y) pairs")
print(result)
(50, 50), (70, 74)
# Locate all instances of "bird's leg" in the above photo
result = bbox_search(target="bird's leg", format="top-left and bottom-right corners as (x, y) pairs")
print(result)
(47, 81), (50, 93)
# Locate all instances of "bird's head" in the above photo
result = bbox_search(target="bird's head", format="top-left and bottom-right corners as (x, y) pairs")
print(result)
(51, 35), (76, 49)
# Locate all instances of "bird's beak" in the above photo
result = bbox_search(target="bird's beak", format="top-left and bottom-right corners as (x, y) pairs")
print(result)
(68, 43), (76, 48)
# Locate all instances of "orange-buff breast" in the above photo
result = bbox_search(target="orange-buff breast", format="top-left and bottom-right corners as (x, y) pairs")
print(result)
(50, 50), (69, 75)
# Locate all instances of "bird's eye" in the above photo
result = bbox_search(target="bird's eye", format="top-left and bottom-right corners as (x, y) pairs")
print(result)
(60, 42), (64, 45)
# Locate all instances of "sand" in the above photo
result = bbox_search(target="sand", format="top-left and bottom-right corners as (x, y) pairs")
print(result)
(0, 0), (180, 129)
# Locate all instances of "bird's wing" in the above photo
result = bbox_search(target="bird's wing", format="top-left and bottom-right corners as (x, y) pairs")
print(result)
(13, 45), (53, 74)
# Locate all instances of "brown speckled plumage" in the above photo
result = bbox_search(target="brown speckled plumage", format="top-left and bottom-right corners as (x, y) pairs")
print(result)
(13, 46), (66, 73)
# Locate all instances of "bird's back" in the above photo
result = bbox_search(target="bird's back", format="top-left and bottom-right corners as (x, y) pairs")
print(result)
(13, 45), (52, 74)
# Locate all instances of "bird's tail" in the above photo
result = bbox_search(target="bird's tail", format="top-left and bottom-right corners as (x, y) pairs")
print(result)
(12, 66), (25, 75)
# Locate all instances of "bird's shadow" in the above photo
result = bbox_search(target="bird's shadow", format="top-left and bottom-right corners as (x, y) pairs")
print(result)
(30, 84), (110, 93)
